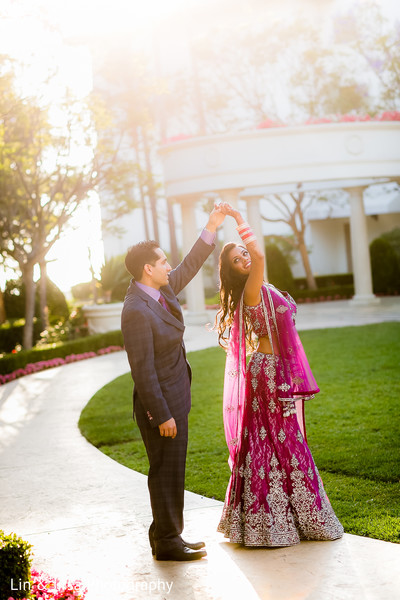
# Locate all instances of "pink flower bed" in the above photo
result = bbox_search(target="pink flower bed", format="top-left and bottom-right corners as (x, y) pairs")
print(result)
(163, 111), (400, 142)
(0, 346), (123, 386)
(8, 568), (87, 599)
(257, 118), (286, 129)
(303, 111), (400, 126)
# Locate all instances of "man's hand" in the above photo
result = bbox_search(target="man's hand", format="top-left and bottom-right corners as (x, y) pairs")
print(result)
(205, 203), (225, 233)
(159, 417), (177, 438)
(218, 202), (243, 224)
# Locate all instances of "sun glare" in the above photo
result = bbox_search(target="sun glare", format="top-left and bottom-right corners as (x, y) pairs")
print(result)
(1, 0), (400, 292)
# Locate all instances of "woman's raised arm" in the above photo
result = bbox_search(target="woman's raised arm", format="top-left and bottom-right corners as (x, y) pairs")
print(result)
(219, 203), (265, 306)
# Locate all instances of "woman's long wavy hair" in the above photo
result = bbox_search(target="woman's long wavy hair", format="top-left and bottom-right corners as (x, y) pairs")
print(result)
(215, 243), (255, 350)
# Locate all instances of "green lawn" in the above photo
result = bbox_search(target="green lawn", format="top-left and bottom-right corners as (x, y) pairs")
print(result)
(79, 322), (400, 543)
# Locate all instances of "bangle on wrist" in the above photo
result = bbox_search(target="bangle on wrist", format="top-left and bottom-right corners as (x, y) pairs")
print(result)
(236, 222), (257, 245)
(236, 222), (248, 232)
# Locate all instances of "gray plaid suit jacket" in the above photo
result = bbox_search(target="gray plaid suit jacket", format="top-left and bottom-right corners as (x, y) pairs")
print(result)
(121, 236), (214, 428)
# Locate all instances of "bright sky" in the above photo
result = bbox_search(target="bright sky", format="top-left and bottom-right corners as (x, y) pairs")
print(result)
(1, 0), (399, 292)
(0, 0), (209, 292)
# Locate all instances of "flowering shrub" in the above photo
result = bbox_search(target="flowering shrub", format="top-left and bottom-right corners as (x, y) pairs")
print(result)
(164, 111), (400, 143)
(7, 568), (87, 600)
(162, 133), (193, 144)
(0, 346), (123, 386)
(267, 111), (400, 128)
(304, 117), (335, 125)
(37, 308), (89, 347)
(376, 110), (400, 121)
(257, 119), (286, 129)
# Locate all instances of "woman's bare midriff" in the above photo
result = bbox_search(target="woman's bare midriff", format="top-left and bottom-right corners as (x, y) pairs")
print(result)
(256, 336), (274, 355)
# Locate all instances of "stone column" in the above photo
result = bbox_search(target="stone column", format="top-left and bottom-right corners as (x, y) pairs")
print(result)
(347, 186), (379, 305)
(219, 189), (242, 244)
(180, 195), (209, 324)
(245, 195), (268, 280)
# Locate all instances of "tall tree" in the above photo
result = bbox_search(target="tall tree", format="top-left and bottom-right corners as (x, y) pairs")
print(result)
(0, 57), (136, 348)
(162, 4), (399, 136)
(261, 185), (317, 290)
(93, 47), (170, 246)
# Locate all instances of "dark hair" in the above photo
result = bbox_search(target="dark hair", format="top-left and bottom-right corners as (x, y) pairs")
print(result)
(125, 240), (160, 280)
(215, 243), (250, 348)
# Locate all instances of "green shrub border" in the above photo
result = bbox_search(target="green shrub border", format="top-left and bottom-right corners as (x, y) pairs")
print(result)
(0, 530), (33, 600)
(293, 284), (355, 302)
(293, 273), (354, 288)
(0, 330), (124, 376)
(0, 319), (43, 353)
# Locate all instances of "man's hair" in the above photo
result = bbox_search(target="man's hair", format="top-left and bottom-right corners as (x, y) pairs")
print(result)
(125, 240), (160, 280)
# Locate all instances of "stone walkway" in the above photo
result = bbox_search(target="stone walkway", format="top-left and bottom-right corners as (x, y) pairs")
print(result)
(0, 298), (399, 600)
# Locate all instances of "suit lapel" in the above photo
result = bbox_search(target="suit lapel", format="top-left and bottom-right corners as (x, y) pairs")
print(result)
(161, 287), (183, 323)
(129, 282), (184, 331)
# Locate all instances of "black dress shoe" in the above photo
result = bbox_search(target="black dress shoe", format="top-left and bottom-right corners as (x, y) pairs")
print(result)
(149, 533), (205, 555)
(155, 546), (207, 561)
(182, 539), (206, 551)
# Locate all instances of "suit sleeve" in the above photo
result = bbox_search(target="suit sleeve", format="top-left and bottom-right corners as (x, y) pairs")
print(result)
(168, 236), (215, 296)
(122, 309), (172, 428)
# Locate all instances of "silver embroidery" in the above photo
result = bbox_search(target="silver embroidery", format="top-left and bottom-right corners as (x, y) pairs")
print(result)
(259, 426), (267, 440)
(218, 451), (344, 547)
(252, 398), (259, 412)
(276, 304), (289, 314)
(269, 397), (276, 412)
(278, 383), (290, 392)
(283, 401), (297, 417)
(278, 429), (286, 443)
(297, 430), (304, 443)
(262, 356), (277, 393)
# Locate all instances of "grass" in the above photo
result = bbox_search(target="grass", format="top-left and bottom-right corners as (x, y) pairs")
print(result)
(79, 322), (400, 543)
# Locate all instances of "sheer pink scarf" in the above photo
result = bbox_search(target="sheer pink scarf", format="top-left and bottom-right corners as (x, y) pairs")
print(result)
(222, 284), (319, 469)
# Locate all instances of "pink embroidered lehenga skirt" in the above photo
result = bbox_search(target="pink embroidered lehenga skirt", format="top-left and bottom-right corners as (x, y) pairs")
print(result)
(218, 352), (344, 546)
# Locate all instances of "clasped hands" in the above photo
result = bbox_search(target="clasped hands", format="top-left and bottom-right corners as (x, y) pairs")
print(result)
(206, 202), (239, 232)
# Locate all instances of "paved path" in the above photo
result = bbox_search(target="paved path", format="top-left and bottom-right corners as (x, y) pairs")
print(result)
(0, 298), (399, 600)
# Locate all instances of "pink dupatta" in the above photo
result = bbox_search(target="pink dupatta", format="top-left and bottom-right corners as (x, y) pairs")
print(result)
(222, 284), (319, 469)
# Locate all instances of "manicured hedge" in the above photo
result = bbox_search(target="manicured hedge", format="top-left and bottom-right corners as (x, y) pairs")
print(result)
(294, 273), (354, 289)
(370, 237), (400, 294)
(0, 320), (43, 353)
(266, 243), (296, 293)
(0, 530), (33, 600)
(0, 330), (124, 376)
(293, 284), (354, 302)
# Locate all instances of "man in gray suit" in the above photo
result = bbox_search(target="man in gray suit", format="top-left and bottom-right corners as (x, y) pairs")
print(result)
(121, 206), (225, 561)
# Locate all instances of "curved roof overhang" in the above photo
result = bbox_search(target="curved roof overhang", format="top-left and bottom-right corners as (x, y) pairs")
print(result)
(158, 122), (400, 198)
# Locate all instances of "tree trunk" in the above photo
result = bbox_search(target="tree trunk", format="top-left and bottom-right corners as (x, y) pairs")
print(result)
(22, 263), (36, 349)
(138, 181), (150, 240)
(0, 288), (6, 325)
(88, 247), (98, 305)
(167, 198), (179, 267)
(297, 237), (317, 290)
(141, 128), (160, 244)
(190, 44), (207, 135)
(39, 259), (49, 331)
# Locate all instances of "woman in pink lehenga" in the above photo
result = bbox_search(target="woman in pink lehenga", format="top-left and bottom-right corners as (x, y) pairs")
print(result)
(216, 203), (343, 547)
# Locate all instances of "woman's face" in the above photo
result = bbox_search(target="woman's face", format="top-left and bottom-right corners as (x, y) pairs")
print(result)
(228, 245), (251, 275)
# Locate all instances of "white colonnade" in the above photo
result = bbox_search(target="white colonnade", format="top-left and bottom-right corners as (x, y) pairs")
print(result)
(179, 195), (209, 323)
(160, 122), (400, 319)
(171, 189), (267, 320)
(347, 186), (379, 305)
